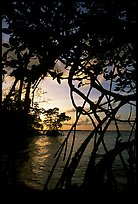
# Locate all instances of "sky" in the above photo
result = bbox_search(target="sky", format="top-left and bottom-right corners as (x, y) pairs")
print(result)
(2, 20), (136, 131)
(32, 74), (93, 130)
(2, 54), (136, 131)
(29, 67), (136, 131)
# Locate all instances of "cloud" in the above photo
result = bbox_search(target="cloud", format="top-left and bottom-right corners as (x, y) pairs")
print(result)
(77, 118), (91, 126)
(66, 108), (76, 113)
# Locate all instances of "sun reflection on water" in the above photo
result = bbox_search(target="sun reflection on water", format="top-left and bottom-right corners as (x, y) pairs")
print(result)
(16, 131), (133, 191)
(17, 136), (55, 189)
(35, 138), (50, 147)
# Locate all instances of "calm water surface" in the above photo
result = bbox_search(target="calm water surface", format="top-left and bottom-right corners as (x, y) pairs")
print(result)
(16, 130), (134, 191)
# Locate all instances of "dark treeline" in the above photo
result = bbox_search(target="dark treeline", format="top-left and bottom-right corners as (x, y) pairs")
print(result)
(1, 1), (136, 203)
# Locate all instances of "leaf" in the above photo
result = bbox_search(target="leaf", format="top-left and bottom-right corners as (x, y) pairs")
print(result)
(57, 77), (61, 84)
(2, 43), (10, 48)
(2, 28), (11, 34)
(114, 86), (120, 91)
(7, 59), (18, 68)
(57, 72), (63, 77)
(23, 52), (29, 61)
(9, 37), (18, 47)
(18, 44), (27, 51)
(49, 71), (57, 79)
(17, 52), (23, 61)
(2, 69), (7, 75)
(78, 81), (82, 88)
(10, 69), (18, 77)
(2, 47), (15, 59)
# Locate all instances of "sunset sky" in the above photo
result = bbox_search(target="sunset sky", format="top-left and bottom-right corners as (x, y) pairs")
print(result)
(2, 59), (136, 131)
(33, 74), (136, 131)
(2, 21), (136, 131)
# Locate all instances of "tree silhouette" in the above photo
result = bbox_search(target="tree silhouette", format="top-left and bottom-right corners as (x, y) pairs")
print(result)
(1, 0), (136, 201)
(2, 1), (136, 106)
(42, 107), (71, 135)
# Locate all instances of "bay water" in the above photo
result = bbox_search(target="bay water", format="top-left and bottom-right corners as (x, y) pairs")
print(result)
(16, 130), (135, 191)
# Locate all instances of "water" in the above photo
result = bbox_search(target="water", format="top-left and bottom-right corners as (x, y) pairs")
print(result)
(16, 130), (135, 191)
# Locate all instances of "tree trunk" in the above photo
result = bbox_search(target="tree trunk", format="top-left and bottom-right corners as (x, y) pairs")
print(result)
(17, 78), (24, 110)
(3, 78), (19, 108)
(24, 80), (31, 113)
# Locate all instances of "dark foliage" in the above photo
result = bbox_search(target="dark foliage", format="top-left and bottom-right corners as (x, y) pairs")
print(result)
(1, 0), (136, 200)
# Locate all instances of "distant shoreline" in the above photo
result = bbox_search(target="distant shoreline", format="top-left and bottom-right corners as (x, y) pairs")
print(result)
(39, 129), (134, 132)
